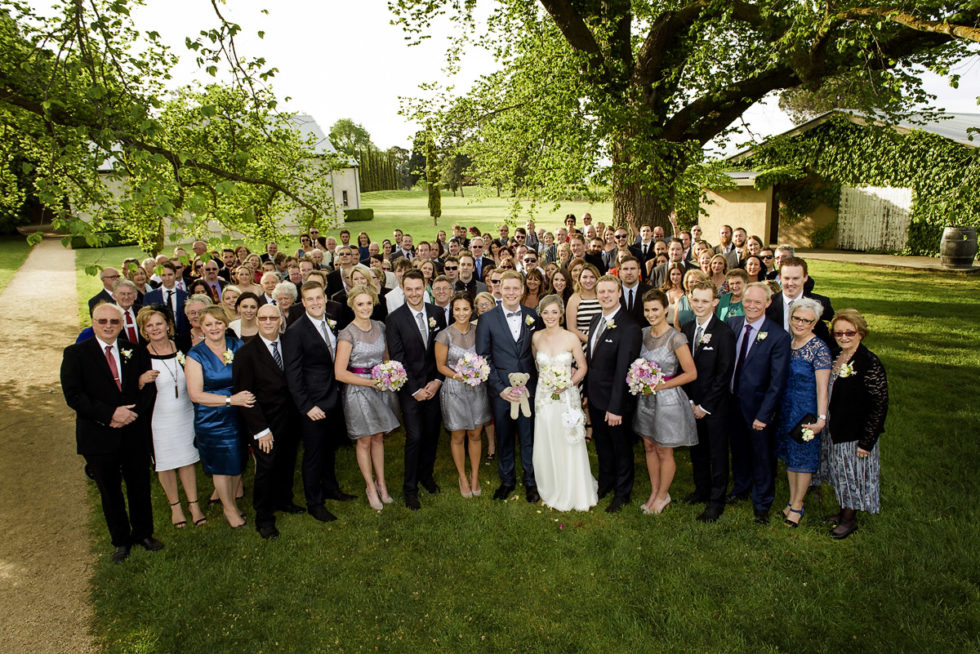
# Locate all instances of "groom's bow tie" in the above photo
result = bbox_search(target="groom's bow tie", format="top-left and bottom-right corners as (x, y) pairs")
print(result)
(506, 311), (521, 318)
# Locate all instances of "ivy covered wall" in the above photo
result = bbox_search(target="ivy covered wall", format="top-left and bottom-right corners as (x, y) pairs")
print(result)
(737, 114), (979, 255)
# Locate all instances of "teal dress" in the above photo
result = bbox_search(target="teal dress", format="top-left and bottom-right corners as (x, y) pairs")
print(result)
(187, 336), (245, 475)
(716, 293), (744, 322)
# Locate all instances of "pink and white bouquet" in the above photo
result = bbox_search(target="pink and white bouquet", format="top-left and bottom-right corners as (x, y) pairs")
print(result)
(539, 365), (572, 401)
(453, 352), (490, 387)
(372, 361), (407, 392)
(627, 358), (664, 396)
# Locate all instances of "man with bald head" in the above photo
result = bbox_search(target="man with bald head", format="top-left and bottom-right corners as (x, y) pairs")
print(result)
(88, 267), (121, 314)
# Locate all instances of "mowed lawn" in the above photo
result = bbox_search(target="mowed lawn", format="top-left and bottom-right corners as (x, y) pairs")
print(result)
(0, 235), (33, 293)
(73, 251), (980, 653)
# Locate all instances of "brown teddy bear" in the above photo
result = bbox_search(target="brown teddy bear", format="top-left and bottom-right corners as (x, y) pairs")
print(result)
(507, 372), (532, 420)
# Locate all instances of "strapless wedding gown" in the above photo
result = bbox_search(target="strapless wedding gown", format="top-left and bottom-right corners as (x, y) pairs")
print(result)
(532, 351), (598, 511)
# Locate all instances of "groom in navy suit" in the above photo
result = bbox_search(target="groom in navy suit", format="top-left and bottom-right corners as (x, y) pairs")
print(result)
(476, 270), (542, 502)
(727, 282), (790, 523)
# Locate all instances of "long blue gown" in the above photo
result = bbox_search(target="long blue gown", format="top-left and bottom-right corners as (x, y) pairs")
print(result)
(777, 337), (831, 474)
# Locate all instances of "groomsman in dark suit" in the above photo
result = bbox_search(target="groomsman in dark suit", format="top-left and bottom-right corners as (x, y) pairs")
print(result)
(386, 271), (447, 510)
(585, 275), (642, 512)
(727, 282), (790, 524)
(617, 256), (650, 325)
(765, 257), (834, 346)
(282, 282), (356, 523)
(233, 304), (305, 539)
(60, 303), (161, 563)
(143, 262), (189, 336)
(680, 280), (736, 522)
(476, 270), (542, 502)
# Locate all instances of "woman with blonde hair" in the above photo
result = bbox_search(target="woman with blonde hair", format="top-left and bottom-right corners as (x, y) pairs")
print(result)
(565, 262), (601, 344)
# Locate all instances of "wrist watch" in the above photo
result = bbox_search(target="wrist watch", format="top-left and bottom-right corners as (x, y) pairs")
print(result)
(225, 397), (231, 407)
(818, 414), (826, 420)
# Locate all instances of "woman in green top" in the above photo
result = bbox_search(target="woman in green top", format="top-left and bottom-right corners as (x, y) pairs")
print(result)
(716, 268), (748, 321)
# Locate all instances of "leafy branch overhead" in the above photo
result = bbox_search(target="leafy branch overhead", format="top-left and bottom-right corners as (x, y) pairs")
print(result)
(393, 0), (978, 228)
(0, 0), (341, 253)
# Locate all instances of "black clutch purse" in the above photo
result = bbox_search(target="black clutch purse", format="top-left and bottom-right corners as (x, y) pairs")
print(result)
(789, 413), (817, 444)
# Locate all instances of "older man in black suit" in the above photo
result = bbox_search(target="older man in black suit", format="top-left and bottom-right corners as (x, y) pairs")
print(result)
(681, 279), (736, 522)
(386, 271), (447, 510)
(61, 302), (162, 563)
(233, 304), (305, 539)
(87, 267), (121, 314)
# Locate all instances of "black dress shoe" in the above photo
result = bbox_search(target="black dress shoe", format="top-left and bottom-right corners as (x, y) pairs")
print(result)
(493, 485), (515, 501)
(597, 486), (612, 500)
(111, 545), (131, 564)
(525, 486), (540, 503)
(823, 512), (842, 525)
(727, 492), (751, 505)
(682, 492), (709, 505)
(405, 494), (421, 511)
(421, 479), (442, 495)
(258, 525), (280, 540)
(276, 503), (307, 515)
(753, 509), (770, 524)
(606, 497), (628, 513)
(830, 522), (858, 540)
(324, 490), (357, 502)
(308, 505), (338, 522)
(136, 536), (164, 552)
(697, 505), (724, 523)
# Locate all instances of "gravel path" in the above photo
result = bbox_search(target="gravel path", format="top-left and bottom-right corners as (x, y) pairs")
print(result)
(0, 237), (95, 652)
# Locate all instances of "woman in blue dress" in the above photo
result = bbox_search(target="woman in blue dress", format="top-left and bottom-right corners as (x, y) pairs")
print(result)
(776, 298), (831, 528)
(185, 306), (256, 528)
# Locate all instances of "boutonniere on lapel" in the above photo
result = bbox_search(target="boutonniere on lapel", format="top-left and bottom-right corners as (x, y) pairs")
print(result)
(756, 331), (767, 342)
(700, 333), (711, 345)
(524, 315), (535, 327)
(838, 362), (856, 378)
(120, 348), (133, 361)
(222, 349), (235, 365)
(176, 351), (186, 367)
(327, 318), (337, 331)
(605, 318), (617, 330)
(429, 317), (438, 329)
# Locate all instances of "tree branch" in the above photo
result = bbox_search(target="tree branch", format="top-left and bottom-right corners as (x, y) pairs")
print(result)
(840, 7), (980, 43)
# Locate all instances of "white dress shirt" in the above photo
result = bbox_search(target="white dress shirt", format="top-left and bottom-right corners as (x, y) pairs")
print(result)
(503, 305), (522, 341)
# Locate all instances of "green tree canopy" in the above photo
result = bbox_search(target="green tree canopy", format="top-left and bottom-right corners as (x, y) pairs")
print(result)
(0, 0), (340, 253)
(393, 0), (978, 228)
(328, 118), (374, 157)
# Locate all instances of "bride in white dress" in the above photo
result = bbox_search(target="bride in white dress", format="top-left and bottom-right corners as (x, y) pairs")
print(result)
(531, 294), (598, 511)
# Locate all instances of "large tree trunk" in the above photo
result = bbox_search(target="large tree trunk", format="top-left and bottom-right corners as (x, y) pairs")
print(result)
(610, 143), (673, 231)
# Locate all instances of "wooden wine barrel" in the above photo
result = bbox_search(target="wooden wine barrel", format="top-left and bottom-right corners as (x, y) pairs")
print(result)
(940, 226), (978, 269)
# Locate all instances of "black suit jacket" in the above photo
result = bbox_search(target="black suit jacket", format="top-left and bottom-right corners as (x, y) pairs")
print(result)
(60, 337), (155, 456)
(87, 289), (114, 315)
(232, 336), (300, 439)
(585, 252), (607, 274)
(628, 242), (657, 277)
(765, 292), (834, 346)
(143, 287), (189, 335)
(584, 308), (641, 415)
(681, 315), (736, 414)
(282, 315), (340, 415)
(385, 303), (446, 397)
(619, 282), (651, 325)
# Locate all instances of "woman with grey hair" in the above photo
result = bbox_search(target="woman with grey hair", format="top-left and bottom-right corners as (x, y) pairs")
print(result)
(273, 281), (298, 332)
(776, 297), (831, 528)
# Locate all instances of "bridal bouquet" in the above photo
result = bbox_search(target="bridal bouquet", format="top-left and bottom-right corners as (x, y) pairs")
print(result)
(372, 361), (407, 392)
(627, 358), (664, 396)
(453, 352), (490, 387)
(539, 365), (571, 401)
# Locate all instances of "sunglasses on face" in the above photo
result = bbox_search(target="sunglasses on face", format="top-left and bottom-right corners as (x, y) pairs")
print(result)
(444, 266), (458, 271)
(257, 316), (280, 322)
(834, 330), (858, 338)
(489, 279), (501, 285)
(762, 255), (774, 260)
(95, 318), (121, 325)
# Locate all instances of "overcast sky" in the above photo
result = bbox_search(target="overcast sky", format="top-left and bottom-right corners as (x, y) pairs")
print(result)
(125, 1), (980, 155)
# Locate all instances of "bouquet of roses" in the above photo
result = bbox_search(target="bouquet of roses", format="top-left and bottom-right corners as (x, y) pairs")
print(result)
(453, 352), (490, 388)
(627, 358), (664, 396)
(539, 365), (572, 401)
(372, 361), (407, 392)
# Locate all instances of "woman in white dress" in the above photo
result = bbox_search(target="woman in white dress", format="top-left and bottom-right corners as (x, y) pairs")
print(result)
(531, 294), (597, 512)
(136, 306), (207, 528)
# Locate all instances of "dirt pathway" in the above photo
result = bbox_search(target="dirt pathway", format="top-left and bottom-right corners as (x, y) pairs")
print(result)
(0, 237), (95, 652)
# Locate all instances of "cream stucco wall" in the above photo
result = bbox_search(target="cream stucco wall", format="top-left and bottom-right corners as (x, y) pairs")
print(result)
(699, 185), (773, 245)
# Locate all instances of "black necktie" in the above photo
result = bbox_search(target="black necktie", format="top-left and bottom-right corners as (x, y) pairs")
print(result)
(627, 288), (634, 313)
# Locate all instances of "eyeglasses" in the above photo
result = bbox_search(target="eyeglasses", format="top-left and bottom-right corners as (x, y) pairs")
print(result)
(204, 267), (219, 272)
(472, 244), (483, 249)
(762, 255), (774, 260)
(833, 330), (858, 338)
(95, 318), (121, 325)
(489, 279), (501, 285)
(309, 230), (319, 235)
(615, 234), (627, 239)
(790, 316), (815, 325)
(257, 316), (280, 322)
(102, 274), (120, 280)
(523, 258), (537, 264)
(444, 266), (458, 271)
(515, 235), (525, 240)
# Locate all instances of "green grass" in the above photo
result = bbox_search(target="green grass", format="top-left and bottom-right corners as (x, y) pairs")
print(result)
(79, 256), (980, 652)
(0, 235), (33, 293)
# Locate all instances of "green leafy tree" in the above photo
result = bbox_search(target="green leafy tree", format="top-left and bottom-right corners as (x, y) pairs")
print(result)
(778, 70), (907, 124)
(328, 118), (373, 157)
(393, 0), (978, 228)
(0, 0), (340, 252)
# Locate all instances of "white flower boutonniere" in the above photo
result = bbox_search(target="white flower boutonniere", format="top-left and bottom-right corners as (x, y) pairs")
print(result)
(700, 333), (712, 345)
(838, 362), (855, 378)
(120, 348), (133, 361)
(800, 427), (815, 442)
(176, 351), (186, 366)
(524, 315), (535, 327)
(429, 317), (438, 329)
(222, 349), (234, 365)
(327, 318), (337, 331)
(605, 318), (617, 330)
(757, 331), (768, 342)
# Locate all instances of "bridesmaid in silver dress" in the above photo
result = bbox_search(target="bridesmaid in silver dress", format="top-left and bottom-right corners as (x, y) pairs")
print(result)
(334, 285), (401, 511)
(633, 289), (698, 515)
(434, 293), (491, 498)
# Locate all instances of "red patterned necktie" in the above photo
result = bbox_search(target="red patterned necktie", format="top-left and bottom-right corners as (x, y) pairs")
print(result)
(125, 311), (138, 343)
(105, 345), (122, 391)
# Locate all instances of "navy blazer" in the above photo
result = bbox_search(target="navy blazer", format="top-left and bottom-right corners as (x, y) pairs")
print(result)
(726, 316), (790, 425)
(143, 287), (189, 335)
(475, 304), (541, 397)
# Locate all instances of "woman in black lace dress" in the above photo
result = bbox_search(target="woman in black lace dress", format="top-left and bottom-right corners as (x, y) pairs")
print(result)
(825, 309), (889, 539)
